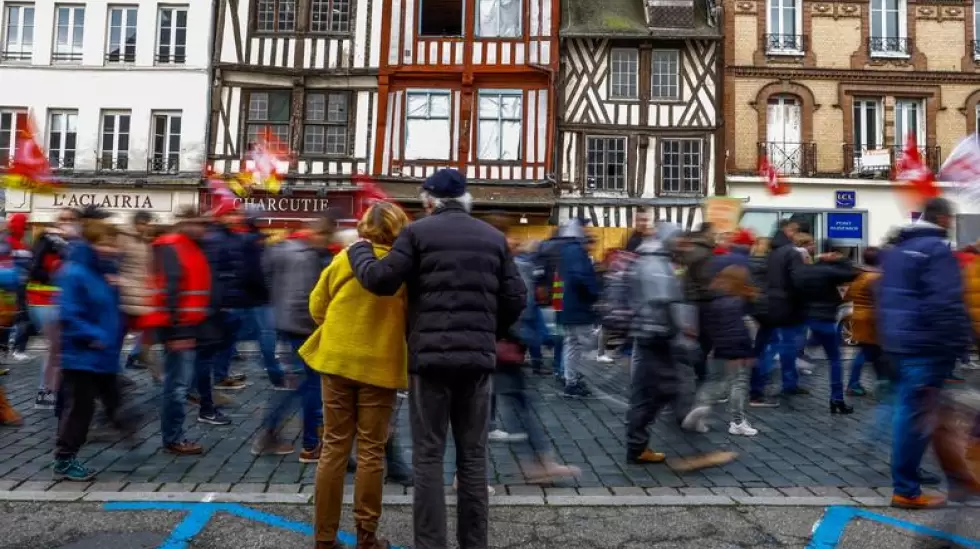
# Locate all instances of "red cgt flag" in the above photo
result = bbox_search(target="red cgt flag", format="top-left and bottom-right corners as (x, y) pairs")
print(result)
(759, 155), (790, 195)
(894, 133), (940, 209)
(2, 111), (60, 194)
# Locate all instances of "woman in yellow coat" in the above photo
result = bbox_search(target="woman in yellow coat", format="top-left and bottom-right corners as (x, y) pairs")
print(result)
(300, 202), (410, 549)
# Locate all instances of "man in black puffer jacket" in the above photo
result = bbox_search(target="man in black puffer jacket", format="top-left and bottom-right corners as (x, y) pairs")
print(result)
(347, 168), (526, 549)
(764, 218), (808, 395)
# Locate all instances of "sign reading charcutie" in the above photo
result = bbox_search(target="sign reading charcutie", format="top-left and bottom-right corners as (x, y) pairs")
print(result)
(198, 190), (357, 220)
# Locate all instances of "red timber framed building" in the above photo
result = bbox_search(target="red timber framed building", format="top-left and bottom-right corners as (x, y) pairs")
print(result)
(371, 0), (560, 226)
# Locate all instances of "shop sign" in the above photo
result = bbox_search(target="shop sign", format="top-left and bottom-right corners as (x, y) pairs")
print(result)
(198, 190), (356, 220)
(704, 197), (742, 234)
(827, 212), (864, 240)
(34, 190), (173, 212)
(835, 190), (856, 208)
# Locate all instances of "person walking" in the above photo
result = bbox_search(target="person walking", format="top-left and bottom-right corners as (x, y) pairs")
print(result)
(238, 210), (284, 388)
(554, 218), (600, 398)
(144, 207), (211, 455)
(346, 169), (526, 549)
(845, 247), (888, 397)
(764, 219), (808, 395)
(679, 223), (716, 383)
(4, 213), (33, 363)
(117, 211), (157, 373)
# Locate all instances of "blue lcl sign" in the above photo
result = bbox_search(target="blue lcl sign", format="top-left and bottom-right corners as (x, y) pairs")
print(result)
(835, 190), (856, 208)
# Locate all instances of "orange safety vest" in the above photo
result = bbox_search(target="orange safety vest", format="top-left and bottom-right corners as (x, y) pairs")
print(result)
(142, 233), (211, 328)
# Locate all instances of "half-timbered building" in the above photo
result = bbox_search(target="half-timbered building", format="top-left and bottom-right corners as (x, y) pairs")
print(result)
(557, 0), (722, 233)
(206, 0), (383, 224)
(369, 0), (560, 226)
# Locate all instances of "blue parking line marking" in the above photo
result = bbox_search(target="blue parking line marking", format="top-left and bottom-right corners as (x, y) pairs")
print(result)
(807, 506), (980, 549)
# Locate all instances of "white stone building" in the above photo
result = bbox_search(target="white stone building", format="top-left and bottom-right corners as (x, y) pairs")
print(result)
(0, 0), (209, 223)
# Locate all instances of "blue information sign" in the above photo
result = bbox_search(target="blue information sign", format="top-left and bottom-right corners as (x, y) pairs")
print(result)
(835, 190), (856, 208)
(827, 212), (864, 240)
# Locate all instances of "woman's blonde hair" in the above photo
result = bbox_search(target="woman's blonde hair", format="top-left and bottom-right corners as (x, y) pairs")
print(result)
(711, 264), (757, 300)
(357, 202), (410, 246)
(750, 237), (771, 257)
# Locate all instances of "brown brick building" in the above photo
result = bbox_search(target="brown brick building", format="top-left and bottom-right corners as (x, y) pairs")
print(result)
(722, 0), (980, 250)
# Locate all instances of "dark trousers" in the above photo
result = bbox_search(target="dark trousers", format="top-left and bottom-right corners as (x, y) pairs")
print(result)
(626, 338), (676, 457)
(695, 302), (712, 382)
(56, 370), (121, 460)
(409, 371), (491, 549)
(194, 343), (220, 416)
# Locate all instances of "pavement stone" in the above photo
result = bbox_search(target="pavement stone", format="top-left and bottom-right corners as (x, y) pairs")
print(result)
(159, 483), (198, 493)
(122, 483), (161, 492)
(195, 483), (232, 492)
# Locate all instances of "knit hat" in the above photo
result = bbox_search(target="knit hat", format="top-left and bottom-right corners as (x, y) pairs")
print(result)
(731, 229), (755, 247)
(421, 168), (466, 199)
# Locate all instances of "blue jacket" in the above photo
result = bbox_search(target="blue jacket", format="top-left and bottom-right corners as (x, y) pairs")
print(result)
(202, 224), (246, 310)
(708, 246), (751, 280)
(57, 242), (123, 374)
(557, 239), (599, 326)
(878, 222), (971, 360)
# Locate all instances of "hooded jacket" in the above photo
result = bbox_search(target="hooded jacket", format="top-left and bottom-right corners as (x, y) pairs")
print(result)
(555, 219), (600, 325)
(764, 230), (806, 327)
(630, 223), (695, 339)
(57, 241), (123, 374)
(263, 236), (324, 337)
(794, 257), (858, 322)
(679, 232), (715, 302)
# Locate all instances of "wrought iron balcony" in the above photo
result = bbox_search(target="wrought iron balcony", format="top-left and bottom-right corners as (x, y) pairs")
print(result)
(869, 36), (910, 56)
(147, 155), (180, 174)
(154, 53), (186, 64)
(51, 51), (83, 62)
(758, 142), (816, 176)
(764, 34), (805, 54)
(97, 154), (130, 172)
(843, 144), (941, 176)
(0, 50), (31, 61)
(105, 51), (136, 63)
(48, 154), (76, 171)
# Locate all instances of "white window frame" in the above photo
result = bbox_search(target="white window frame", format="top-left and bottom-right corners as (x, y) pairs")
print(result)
(47, 110), (78, 169)
(851, 98), (885, 173)
(974, 0), (980, 59)
(475, 0), (521, 38)
(0, 108), (27, 166)
(894, 98), (925, 149)
(151, 111), (181, 173)
(476, 90), (522, 161)
(303, 91), (350, 156)
(404, 90), (452, 161)
(156, 5), (188, 64)
(106, 5), (138, 64)
(52, 5), (84, 63)
(766, 0), (803, 54)
(2, 4), (35, 62)
(660, 138), (703, 195)
(585, 136), (627, 192)
(310, 0), (350, 33)
(869, 0), (908, 57)
(651, 49), (680, 101)
(99, 110), (132, 171)
(609, 48), (639, 100)
(765, 95), (803, 175)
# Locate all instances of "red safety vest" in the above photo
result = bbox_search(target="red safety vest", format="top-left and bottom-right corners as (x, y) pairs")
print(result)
(551, 273), (564, 312)
(143, 233), (211, 328)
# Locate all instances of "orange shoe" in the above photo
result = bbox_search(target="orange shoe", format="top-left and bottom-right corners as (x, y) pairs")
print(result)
(891, 493), (946, 509)
(628, 449), (667, 464)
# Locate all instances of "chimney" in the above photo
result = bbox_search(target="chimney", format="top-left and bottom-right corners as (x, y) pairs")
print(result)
(646, 0), (696, 28)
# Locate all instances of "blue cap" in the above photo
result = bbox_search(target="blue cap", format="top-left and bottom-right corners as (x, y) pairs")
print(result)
(421, 168), (467, 199)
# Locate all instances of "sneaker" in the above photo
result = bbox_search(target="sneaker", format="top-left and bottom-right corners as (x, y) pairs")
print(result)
(596, 354), (615, 364)
(562, 382), (593, 399)
(891, 493), (946, 509)
(681, 406), (711, 432)
(34, 390), (55, 410)
(728, 421), (759, 437)
(946, 374), (966, 384)
(9, 352), (32, 363)
(298, 446), (321, 463)
(846, 386), (868, 397)
(164, 440), (204, 455)
(251, 436), (294, 456)
(488, 429), (528, 443)
(962, 361), (980, 371)
(198, 411), (232, 425)
(748, 398), (780, 408)
(228, 371), (247, 382)
(627, 448), (667, 464)
(53, 458), (96, 482)
(451, 475), (495, 495)
(0, 368), (9, 376)
(214, 378), (247, 391)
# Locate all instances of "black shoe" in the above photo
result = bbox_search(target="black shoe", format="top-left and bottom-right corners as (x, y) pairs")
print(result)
(385, 471), (414, 486)
(562, 382), (593, 399)
(830, 400), (854, 414)
(198, 411), (232, 426)
(782, 387), (810, 396)
(125, 356), (148, 370)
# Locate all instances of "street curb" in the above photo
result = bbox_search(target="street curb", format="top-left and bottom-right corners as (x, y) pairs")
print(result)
(1, 491), (977, 507)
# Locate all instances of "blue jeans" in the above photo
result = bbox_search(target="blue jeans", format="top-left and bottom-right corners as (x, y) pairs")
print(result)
(160, 347), (194, 445)
(807, 319), (844, 401)
(750, 325), (776, 398)
(238, 306), (284, 385)
(773, 325), (801, 392)
(193, 344), (220, 416)
(847, 347), (867, 390)
(262, 336), (322, 450)
(214, 309), (243, 382)
(891, 357), (949, 498)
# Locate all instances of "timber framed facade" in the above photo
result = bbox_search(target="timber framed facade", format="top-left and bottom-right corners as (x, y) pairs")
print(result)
(556, 0), (722, 230)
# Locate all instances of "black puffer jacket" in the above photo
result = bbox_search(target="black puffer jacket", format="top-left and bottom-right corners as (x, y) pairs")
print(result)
(703, 295), (753, 360)
(765, 231), (806, 327)
(347, 203), (526, 374)
(795, 258), (859, 322)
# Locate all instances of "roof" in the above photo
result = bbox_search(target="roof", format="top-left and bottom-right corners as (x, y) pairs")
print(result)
(560, 0), (721, 39)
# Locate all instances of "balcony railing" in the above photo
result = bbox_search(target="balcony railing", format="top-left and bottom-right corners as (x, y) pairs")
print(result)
(0, 50), (31, 61)
(97, 154), (130, 172)
(843, 144), (941, 176)
(155, 53), (186, 64)
(869, 36), (910, 56)
(51, 51), (82, 62)
(759, 142), (816, 176)
(105, 51), (136, 63)
(48, 154), (76, 171)
(148, 155), (180, 174)
(764, 34), (805, 54)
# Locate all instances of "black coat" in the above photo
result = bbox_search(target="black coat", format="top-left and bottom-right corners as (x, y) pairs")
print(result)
(795, 259), (859, 322)
(347, 203), (527, 374)
(703, 295), (753, 360)
(764, 231), (806, 327)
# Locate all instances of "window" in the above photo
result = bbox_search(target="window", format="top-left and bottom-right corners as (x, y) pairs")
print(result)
(47, 110), (77, 169)
(766, 0), (802, 52)
(99, 111), (131, 170)
(585, 136), (626, 192)
(106, 6), (137, 63)
(2, 4), (34, 61)
(404, 91), (451, 160)
(869, 0), (907, 55)
(418, 0), (463, 36)
(851, 98), (884, 172)
(246, 90), (291, 153)
(476, 0), (521, 37)
(609, 48), (638, 99)
(310, 0), (350, 33)
(660, 139), (702, 194)
(651, 50), (680, 100)
(766, 95), (802, 174)
(303, 92), (349, 155)
(894, 99), (924, 148)
(477, 91), (521, 161)
(156, 6), (187, 63)
(0, 109), (27, 166)
(151, 112), (181, 172)
(52, 5), (84, 62)
(975, 0), (980, 58)
(256, 0), (296, 32)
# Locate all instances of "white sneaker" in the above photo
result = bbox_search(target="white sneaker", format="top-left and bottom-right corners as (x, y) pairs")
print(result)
(452, 476), (495, 496)
(728, 421), (759, 437)
(488, 429), (528, 442)
(681, 406), (711, 432)
(695, 419), (710, 433)
(597, 354), (615, 364)
(9, 352), (31, 363)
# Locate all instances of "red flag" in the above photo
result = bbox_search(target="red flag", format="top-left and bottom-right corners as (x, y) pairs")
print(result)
(351, 173), (410, 219)
(894, 133), (939, 207)
(2, 111), (60, 193)
(759, 155), (789, 196)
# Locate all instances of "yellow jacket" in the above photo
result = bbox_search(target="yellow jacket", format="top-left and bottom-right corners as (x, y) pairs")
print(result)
(299, 245), (408, 390)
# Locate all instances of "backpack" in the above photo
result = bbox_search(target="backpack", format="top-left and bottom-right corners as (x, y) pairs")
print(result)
(532, 244), (562, 307)
(597, 250), (639, 332)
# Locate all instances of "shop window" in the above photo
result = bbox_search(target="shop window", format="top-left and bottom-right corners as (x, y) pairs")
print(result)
(585, 136), (626, 192)
(419, 0), (463, 37)
(476, 0), (520, 37)
(404, 91), (451, 160)
(477, 91), (522, 161)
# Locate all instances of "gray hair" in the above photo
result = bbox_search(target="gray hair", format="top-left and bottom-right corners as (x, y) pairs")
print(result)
(420, 190), (474, 213)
